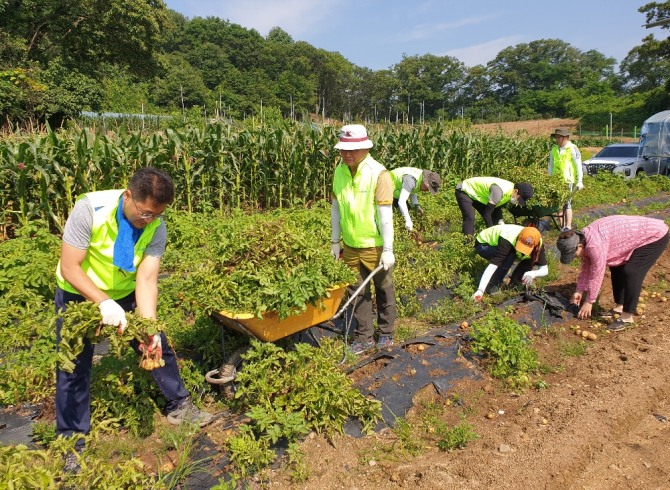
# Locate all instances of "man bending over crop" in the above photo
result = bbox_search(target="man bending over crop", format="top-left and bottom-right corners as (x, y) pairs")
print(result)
(55, 167), (212, 473)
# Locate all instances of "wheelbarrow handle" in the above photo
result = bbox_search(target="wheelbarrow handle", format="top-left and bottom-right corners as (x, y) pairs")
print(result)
(331, 264), (385, 320)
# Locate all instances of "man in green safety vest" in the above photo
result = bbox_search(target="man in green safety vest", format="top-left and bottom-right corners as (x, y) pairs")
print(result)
(331, 124), (397, 355)
(55, 167), (212, 473)
(472, 224), (548, 301)
(455, 176), (534, 235)
(549, 127), (583, 231)
(390, 167), (441, 232)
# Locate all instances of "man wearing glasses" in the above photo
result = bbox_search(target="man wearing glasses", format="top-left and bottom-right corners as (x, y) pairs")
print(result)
(55, 167), (212, 472)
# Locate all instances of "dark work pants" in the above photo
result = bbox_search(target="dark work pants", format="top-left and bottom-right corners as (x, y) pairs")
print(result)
(474, 242), (532, 290)
(456, 189), (502, 236)
(55, 288), (189, 448)
(610, 232), (670, 314)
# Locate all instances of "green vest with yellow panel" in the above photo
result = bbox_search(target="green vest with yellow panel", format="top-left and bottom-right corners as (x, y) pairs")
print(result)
(333, 154), (386, 248)
(461, 177), (514, 206)
(390, 167), (423, 199)
(551, 141), (578, 183)
(56, 190), (161, 299)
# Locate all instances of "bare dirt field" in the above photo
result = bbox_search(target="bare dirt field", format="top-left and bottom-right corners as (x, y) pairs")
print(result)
(474, 118), (580, 137)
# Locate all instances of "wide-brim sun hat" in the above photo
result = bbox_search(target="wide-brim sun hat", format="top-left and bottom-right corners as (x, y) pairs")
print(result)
(552, 127), (570, 137)
(334, 124), (374, 150)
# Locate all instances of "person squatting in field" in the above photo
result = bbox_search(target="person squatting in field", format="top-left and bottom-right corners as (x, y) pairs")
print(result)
(330, 124), (397, 355)
(556, 215), (669, 332)
(472, 224), (548, 301)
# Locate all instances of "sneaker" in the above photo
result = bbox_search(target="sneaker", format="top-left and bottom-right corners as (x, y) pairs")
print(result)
(349, 338), (375, 355)
(377, 335), (394, 349)
(607, 319), (633, 332)
(63, 447), (84, 474)
(561, 226), (571, 232)
(167, 398), (214, 427)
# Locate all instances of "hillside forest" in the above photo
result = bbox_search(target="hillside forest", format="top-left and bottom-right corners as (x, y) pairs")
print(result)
(1, 1), (670, 130)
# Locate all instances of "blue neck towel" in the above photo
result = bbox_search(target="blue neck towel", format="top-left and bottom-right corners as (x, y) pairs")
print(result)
(113, 196), (143, 272)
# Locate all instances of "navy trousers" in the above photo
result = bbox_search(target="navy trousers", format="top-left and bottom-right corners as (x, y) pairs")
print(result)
(55, 287), (189, 447)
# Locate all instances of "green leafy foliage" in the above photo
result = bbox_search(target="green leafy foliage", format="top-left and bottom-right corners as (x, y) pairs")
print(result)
(161, 209), (355, 319)
(234, 339), (381, 435)
(435, 418), (480, 451)
(0, 222), (60, 303)
(57, 302), (164, 373)
(224, 339), (381, 476)
(0, 444), (59, 489)
(89, 354), (161, 438)
(469, 309), (539, 387)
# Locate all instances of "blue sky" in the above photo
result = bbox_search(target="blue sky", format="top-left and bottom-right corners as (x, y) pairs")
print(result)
(162, 0), (657, 70)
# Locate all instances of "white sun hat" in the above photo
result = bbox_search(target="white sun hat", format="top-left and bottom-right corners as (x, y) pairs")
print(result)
(334, 124), (374, 150)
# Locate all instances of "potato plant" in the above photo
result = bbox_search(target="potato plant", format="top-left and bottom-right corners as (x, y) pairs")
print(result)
(57, 302), (165, 373)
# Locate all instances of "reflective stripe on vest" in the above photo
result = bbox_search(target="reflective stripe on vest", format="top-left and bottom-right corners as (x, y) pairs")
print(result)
(390, 167), (423, 199)
(56, 190), (161, 299)
(461, 177), (514, 206)
(333, 154), (386, 248)
(551, 141), (578, 183)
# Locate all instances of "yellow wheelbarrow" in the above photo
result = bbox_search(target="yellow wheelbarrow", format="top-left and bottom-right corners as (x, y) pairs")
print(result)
(205, 265), (384, 387)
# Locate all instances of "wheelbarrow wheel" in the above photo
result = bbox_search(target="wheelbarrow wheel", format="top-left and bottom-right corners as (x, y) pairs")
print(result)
(205, 345), (250, 399)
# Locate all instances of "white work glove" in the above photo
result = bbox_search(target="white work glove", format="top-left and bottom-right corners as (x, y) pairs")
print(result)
(148, 334), (162, 353)
(380, 250), (395, 270)
(98, 299), (128, 333)
(576, 182), (584, 191)
(472, 289), (484, 302)
(331, 242), (341, 260)
(405, 220), (413, 232)
(522, 271), (537, 286)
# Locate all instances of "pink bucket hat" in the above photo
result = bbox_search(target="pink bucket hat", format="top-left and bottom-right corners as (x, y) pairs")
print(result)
(334, 124), (374, 150)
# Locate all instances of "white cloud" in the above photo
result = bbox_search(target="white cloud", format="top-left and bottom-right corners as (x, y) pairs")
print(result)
(444, 35), (523, 67)
(398, 15), (498, 42)
(222, 0), (341, 36)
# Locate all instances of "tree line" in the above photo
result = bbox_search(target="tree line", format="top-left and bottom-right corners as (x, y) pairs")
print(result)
(1, 0), (669, 130)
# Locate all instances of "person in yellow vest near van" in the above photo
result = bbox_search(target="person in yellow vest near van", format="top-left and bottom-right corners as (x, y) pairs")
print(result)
(472, 224), (547, 301)
(390, 167), (441, 231)
(55, 167), (212, 473)
(455, 176), (534, 235)
(331, 124), (396, 355)
(549, 127), (583, 231)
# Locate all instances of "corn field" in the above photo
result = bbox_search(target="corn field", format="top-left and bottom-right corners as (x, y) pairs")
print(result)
(0, 121), (549, 231)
